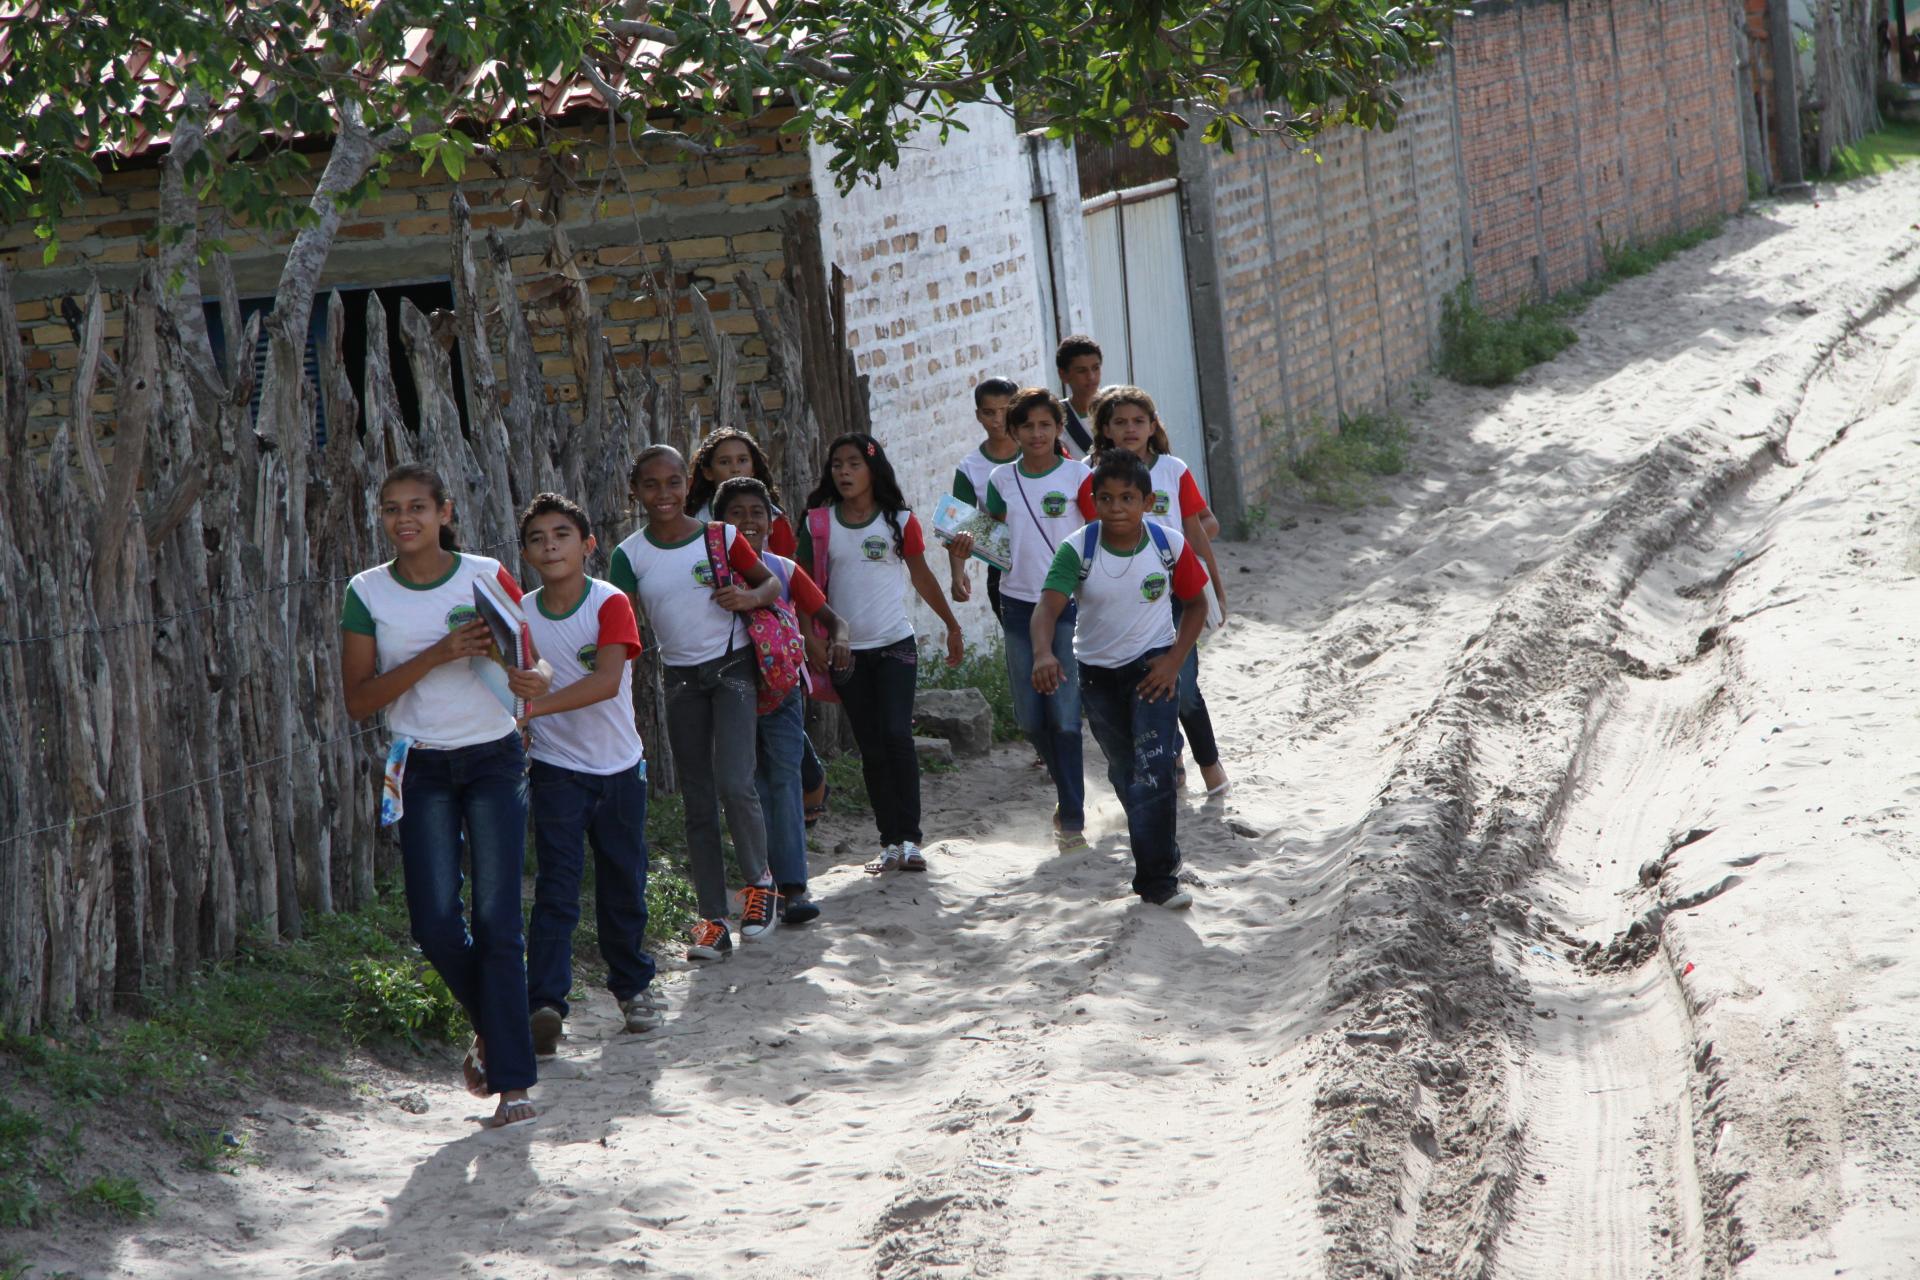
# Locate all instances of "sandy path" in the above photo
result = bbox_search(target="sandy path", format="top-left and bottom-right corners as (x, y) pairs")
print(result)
(31, 166), (1920, 1280)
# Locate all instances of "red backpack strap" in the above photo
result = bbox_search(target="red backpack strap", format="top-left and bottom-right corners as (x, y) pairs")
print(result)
(703, 520), (732, 589)
(806, 507), (832, 593)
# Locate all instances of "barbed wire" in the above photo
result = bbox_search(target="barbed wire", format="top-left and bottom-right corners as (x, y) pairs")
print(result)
(0, 724), (387, 849)
(0, 537), (520, 649)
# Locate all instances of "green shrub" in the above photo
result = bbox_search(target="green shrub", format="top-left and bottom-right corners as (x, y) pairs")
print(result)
(918, 639), (1018, 742)
(1286, 412), (1411, 507)
(1436, 281), (1578, 387)
(1827, 121), (1920, 181)
(71, 1175), (151, 1220)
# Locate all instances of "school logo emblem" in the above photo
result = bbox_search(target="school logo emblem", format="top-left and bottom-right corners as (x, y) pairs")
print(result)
(692, 559), (716, 587)
(861, 534), (889, 561)
(1151, 490), (1172, 516)
(1140, 572), (1168, 602)
(1042, 490), (1068, 518)
(576, 643), (599, 672)
(446, 604), (478, 631)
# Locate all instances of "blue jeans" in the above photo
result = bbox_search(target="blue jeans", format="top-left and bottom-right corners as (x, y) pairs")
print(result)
(756, 689), (810, 890)
(1171, 596), (1220, 769)
(397, 732), (536, 1093)
(527, 759), (654, 1018)
(1079, 649), (1182, 900)
(1001, 596), (1085, 831)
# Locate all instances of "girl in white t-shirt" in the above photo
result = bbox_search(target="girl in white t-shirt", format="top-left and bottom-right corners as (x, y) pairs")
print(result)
(686, 427), (800, 559)
(796, 434), (964, 874)
(1081, 387), (1232, 799)
(610, 445), (784, 963)
(340, 463), (550, 1127)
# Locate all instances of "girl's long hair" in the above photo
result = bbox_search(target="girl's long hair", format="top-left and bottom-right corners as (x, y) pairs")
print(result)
(380, 462), (459, 551)
(1091, 385), (1173, 458)
(687, 427), (783, 515)
(805, 433), (910, 557)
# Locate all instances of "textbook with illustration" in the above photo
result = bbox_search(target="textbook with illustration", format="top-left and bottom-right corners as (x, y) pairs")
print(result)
(471, 576), (542, 720)
(931, 493), (1014, 573)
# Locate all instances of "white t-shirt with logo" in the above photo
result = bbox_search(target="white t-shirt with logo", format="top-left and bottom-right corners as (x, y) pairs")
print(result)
(1042, 525), (1210, 669)
(340, 553), (523, 749)
(951, 443), (1020, 509)
(797, 507), (928, 650)
(1075, 453), (1209, 530)
(608, 522), (764, 667)
(985, 456), (1090, 604)
(523, 577), (645, 775)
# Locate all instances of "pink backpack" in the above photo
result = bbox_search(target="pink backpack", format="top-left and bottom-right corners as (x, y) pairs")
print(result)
(703, 522), (807, 716)
(802, 507), (841, 704)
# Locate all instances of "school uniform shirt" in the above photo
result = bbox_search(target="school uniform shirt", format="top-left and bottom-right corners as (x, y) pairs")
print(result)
(1042, 526), (1209, 669)
(608, 522), (764, 668)
(692, 502), (798, 558)
(950, 444), (1020, 508)
(340, 553), (523, 750)
(1075, 453), (1209, 530)
(796, 507), (927, 650)
(985, 456), (1091, 603)
(522, 577), (645, 775)
(761, 552), (829, 617)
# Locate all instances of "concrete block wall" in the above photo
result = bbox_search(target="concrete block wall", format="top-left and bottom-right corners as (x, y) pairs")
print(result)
(810, 102), (1055, 649)
(1195, 0), (1749, 519)
(4, 113), (816, 452)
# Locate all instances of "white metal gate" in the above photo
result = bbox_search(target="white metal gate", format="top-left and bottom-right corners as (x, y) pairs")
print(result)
(1081, 179), (1209, 495)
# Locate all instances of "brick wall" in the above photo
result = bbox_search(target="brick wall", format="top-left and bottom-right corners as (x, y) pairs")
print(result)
(1194, 0), (1749, 518)
(3, 113), (816, 452)
(810, 102), (1054, 648)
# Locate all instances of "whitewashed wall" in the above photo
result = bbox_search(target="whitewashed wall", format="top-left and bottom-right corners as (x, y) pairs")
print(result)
(810, 104), (1061, 650)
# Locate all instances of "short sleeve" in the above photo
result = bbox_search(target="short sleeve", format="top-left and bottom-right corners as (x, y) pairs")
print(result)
(1171, 542), (1210, 602)
(984, 478), (1008, 520)
(787, 564), (828, 616)
(608, 546), (637, 595)
(493, 564), (524, 604)
(951, 468), (977, 507)
(1042, 539), (1083, 598)
(769, 515), (798, 559)
(726, 525), (765, 575)
(595, 592), (643, 659)
(1075, 473), (1096, 522)
(1177, 470), (1208, 520)
(340, 584), (375, 636)
(900, 513), (926, 558)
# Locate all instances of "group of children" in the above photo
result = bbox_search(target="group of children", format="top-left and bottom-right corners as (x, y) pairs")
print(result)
(338, 334), (1228, 1127)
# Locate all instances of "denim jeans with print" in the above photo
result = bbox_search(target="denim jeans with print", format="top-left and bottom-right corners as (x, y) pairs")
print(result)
(1078, 648), (1182, 900)
(397, 731), (536, 1093)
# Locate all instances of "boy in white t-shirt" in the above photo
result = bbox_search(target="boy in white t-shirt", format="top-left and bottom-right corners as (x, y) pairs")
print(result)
(946, 376), (1021, 619)
(516, 494), (657, 1050)
(1029, 450), (1209, 909)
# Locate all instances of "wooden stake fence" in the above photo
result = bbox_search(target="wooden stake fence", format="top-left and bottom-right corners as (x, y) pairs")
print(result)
(0, 196), (865, 1034)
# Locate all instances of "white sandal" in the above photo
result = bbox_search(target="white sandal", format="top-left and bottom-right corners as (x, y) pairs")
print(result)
(865, 845), (902, 875)
(899, 842), (927, 871)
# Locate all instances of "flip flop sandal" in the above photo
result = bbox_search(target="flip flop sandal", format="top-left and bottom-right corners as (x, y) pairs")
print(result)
(491, 1097), (537, 1128)
(865, 847), (901, 875)
(901, 846), (927, 871)
(1204, 779), (1232, 799)
(462, 1038), (489, 1099)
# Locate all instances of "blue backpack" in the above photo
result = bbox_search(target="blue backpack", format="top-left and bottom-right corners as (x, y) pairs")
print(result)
(1075, 521), (1176, 587)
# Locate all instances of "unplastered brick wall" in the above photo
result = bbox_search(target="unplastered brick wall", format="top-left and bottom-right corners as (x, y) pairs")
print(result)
(1194, 0), (1748, 515)
(4, 112), (817, 453)
(810, 102), (1053, 648)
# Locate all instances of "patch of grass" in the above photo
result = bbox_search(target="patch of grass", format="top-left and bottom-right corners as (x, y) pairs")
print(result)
(822, 750), (872, 816)
(1285, 412), (1411, 507)
(1436, 282), (1578, 387)
(1438, 220), (1724, 387)
(1827, 120), (1920, 181)
(0, 1099), (47, 1230)
(640, 789), (699, 945)
(70, 1175), (151, 1221)
(917, 639), (1018, 742)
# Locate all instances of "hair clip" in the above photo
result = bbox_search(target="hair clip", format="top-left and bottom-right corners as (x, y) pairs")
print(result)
(864, 442), (876, 457)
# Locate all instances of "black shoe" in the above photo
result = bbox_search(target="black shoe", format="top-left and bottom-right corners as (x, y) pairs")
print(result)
(780, 884), (821, 925)
(687, 919), (733, 961)
(530, 1005), (565, 1056)
(1142, 886), (1194, 910)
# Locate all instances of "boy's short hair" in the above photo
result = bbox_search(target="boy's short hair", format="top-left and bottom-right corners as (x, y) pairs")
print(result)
(712, 475), (773, 524)
(1055, 334), (1102, 371)
(1089, 448), (1153, 499)
(518, 492), (591, 544)
(974, 376), (1019, 408)
(1006, 386), (1065, 432)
